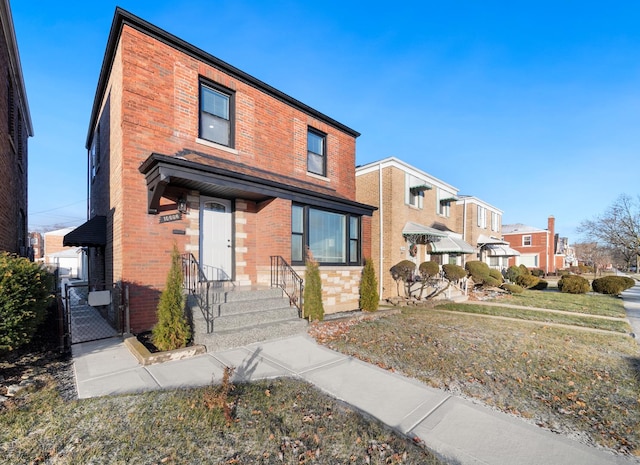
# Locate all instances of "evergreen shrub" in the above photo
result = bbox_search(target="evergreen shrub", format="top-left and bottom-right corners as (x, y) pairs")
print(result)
(419, 261), (440, 279)
(465, 261), (490, 284)
(0, 252), (54, 352)
(504, 265), (521, 283)
(489, 268), (504, 284)
(303, 254), (324, 321)
(152, 245), (191, 351)
(501, 283), (524, 294)
(390, 260), (416, 296)
(442, 264), (467, 282)
(484, 276), (502, 287)
(519, 264), (531, 275)
(359, 258), (379, 312)
(591, 276), (635, 295)
(515, 273), (540, 289)
(558, 275), (590, 294)
(531, 268), (545, 277)
(531, 279), (549, 290)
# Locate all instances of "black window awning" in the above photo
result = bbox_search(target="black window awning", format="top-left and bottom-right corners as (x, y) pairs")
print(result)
(63, 215), (107, 247)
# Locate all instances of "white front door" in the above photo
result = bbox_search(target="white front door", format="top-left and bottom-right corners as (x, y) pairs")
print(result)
(200, 197), (233, 280)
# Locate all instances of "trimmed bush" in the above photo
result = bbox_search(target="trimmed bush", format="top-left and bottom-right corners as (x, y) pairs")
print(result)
(531, 279), (549, 290)
(531, 268), (545, 277)
(303, 254), (324, 321)
(359, 258), (379, 312)
(390, 260), (416, 296)
(592, 276), (635, 295)
(418, 261), (440, 280)
(558, 275), (590, 294)
(519, 264), (531, 276)
(442, 263), (467, 282)
(501, 283), (524, 294)
(465, 261), (490, 284)
(515, 273), (540, 289)
(504, 265), (521, 283)
(488, 268), (504, 284)
(152, 245), (191, 351)
(484, 276), (502, 287)
(0, 253), (54, 352)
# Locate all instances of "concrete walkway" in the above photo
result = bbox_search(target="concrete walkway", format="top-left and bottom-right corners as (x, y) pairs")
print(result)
(622, 282), (640, 343)
(72, 289), (640, 465)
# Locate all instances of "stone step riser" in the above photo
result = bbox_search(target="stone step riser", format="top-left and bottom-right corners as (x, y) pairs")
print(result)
(193, 319), (308, 352)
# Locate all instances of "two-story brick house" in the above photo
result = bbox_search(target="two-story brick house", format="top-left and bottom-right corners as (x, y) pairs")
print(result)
(356, 157), (517, 299)
(0, 0), (32, 256)
(457, 195), (518, 271)
(357, 158), (477, 298)
(502, 216), (564, 274)
(64, 8), (374, 334)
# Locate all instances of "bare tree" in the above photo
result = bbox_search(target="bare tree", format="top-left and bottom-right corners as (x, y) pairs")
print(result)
(577, 194), (640, 271)
(572, 242), (613, 277)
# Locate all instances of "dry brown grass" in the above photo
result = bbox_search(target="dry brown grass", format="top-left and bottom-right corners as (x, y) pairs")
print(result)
(311, 306), (640, 457)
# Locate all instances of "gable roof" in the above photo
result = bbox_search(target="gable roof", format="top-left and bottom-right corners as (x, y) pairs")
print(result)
(86, 7), (359, 149)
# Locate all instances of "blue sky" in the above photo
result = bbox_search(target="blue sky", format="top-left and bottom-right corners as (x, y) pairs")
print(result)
(12, 1), (640, 240)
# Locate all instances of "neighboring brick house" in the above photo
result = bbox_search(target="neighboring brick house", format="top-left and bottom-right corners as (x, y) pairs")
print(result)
(64, 8), (374, 333)
(356, 157), (478, 299)
(0, 0), (32, 256)
(502, 216), (564, 274)
(44, 227), (85, 278)
(456, 195), (518, 271)
(29, 231), (43, 260)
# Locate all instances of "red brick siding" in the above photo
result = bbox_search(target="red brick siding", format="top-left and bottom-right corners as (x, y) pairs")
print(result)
(91, 25), (363, 332)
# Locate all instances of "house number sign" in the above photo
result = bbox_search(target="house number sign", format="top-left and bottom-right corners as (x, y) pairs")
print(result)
(159, 212), (182, 223)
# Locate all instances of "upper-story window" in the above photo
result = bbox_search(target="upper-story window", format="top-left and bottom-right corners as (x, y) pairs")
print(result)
(477, 205), (487, 228)
(200, 82), (234, 147)
(90, 125), (100, 180)
(307, 128), (326, 176)
(437, 189), (451, 217)
(523, 235), (532, 246)
(406, 174), (427, 209)
(491, 211), (500, 232)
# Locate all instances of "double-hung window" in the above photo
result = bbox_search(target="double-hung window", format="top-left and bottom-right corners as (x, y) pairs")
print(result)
(491, 211), (500, 232)
(477, 205), (487, 228)
(291, 204), (360, 265)
(200, 82), (233, 147)
(523, 235), (532, 246)
(307, 128), (326, 176)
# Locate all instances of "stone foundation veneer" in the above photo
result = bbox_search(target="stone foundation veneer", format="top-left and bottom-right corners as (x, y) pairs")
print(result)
(257, 265), (363, 314)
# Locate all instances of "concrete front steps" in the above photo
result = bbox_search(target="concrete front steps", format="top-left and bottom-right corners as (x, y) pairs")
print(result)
(189, 286), (308, 352)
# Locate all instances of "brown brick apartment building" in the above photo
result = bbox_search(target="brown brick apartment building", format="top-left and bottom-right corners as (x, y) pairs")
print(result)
(0, 0), (32, 256)
(356, 157), (513, 299)
(64, 8), (374, 332)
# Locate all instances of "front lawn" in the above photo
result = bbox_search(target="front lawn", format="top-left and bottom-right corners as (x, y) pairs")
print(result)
(492, 289), (627, 318)
(311, 300), (640, 457)
(0, 352), (444, 464)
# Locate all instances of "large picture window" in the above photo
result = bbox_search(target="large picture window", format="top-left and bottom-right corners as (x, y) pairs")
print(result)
(200, 82), (233, 147)
(291, 205), (360, 265)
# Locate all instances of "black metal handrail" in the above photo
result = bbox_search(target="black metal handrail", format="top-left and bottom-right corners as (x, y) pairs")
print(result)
(270, 256), (304, 317)
(181, 253), (213, 332)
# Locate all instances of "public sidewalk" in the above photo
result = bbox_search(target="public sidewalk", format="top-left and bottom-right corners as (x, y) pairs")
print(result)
(73, 331), (639, 465)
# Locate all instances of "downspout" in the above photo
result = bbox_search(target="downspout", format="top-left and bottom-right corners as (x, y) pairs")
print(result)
(462, 198), (468, 265)
(378, 163), (383, 297)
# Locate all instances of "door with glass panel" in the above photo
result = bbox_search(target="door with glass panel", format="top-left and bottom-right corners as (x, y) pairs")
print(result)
(200, 197), (232, 280)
